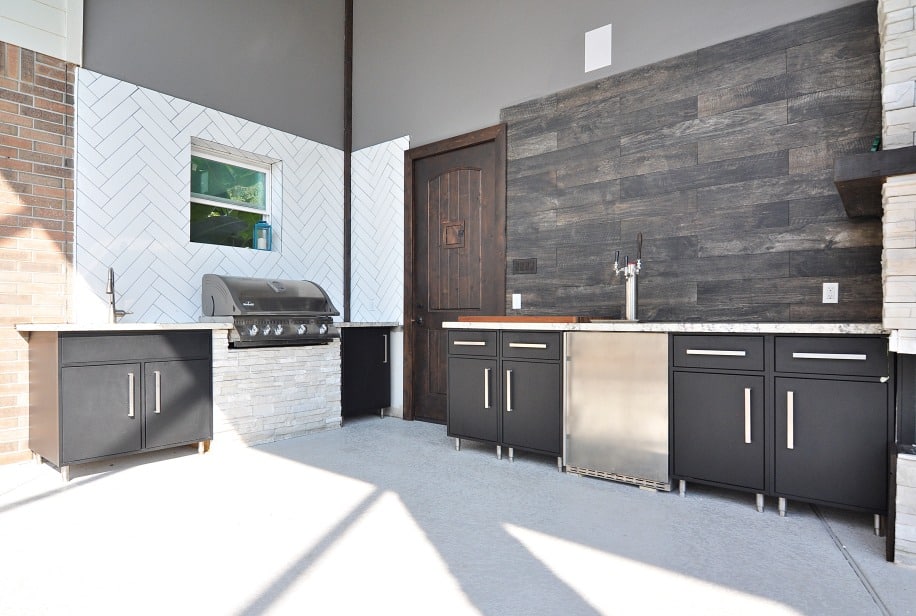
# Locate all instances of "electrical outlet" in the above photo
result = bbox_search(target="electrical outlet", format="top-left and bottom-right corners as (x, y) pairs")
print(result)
(512, 293), (521, 310)
(822, 282), (838, 304)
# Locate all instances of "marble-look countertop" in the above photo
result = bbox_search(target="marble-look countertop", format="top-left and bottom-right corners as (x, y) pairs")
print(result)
(337, 322), (401, 328)
(443, 321), (886, 335)
(16, 322), (233, 332)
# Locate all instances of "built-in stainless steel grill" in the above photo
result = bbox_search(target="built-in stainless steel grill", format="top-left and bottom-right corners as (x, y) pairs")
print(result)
(201, 274), (339, 347)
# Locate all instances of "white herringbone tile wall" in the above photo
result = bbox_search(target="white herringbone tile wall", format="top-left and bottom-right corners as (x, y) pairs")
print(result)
(74, 69), (344, 323)
(351, 136), (408, 323)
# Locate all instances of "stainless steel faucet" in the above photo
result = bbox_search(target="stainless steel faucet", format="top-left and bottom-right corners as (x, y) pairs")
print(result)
(106, 267), (130, 323)
(613, 232), (643, 321)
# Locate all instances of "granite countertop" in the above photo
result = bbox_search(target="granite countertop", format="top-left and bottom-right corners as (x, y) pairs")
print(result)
(16, 322), (233, 332)
(443, 321), (886, 335)
(337, 322), (401, 328)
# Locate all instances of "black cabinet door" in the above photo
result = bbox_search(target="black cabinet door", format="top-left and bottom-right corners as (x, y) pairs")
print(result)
(61, 363), (142, 463)
(145, 359), (212, 449)
(447, 356), (498, 442)
(673, 372), (765, 491)
(342, 328), (391, 416)
(501, 360), (561, 455)
(774, 377), (887, 511)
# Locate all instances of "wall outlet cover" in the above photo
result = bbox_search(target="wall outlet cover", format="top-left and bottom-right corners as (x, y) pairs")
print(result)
(822, 282), (838, 304)
(512, 293), (522, 309)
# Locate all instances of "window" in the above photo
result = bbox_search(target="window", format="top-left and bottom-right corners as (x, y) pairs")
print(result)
(189, 147), (271, 248)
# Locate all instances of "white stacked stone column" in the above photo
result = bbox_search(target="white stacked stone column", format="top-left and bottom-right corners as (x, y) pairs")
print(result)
(880, 0), (916, 565)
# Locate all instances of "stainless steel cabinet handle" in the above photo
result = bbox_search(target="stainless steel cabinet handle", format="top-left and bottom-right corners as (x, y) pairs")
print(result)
(127, 372), (135, 418)
(791, 352), (866, 361)
(154, 370), (161, 414)
(453, 340), (486, 347)
(383, 334), (389, 364)
(686, 349), (747, 357)
(787, 390), (794, 450)
(508, 342), (548, 349)
(506, 369), (513, 412)
(484, 368), (491, 409)
(744, 387), (752, 444)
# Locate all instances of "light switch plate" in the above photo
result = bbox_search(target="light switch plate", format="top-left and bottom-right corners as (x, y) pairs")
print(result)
(585, 24), (612, 72)
(822, 282), (838, 303)
(512, 293), (521, 309)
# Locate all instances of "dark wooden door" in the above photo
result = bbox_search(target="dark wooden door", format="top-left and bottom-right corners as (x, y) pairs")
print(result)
(406, 125), (506, 423)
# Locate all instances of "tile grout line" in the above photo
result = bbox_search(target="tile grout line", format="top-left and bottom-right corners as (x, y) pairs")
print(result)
(812, 504), (891, 616)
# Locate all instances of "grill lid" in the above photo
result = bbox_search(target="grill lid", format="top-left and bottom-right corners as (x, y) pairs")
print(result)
(201, 274), (339, 317)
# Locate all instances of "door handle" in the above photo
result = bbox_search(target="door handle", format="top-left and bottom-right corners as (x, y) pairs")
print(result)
(154, 370), (161, 414)
(505, 369), (513, 412)
(744, 387), (751, 444)
(484, 368), (490, 409)
(786, 390), (794, 450)
(383, 334), (389, 364)
(127, 372), (135, 418)
(414, 316), (424, 326)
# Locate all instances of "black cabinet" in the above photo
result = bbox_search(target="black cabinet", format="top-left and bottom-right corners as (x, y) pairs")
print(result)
(28, 330), (213, 480)
(671, 334), (893, 519)
(673, 371), (765, 492)
(447, 355), (498, 443)
(447, 330), (561, 468)
(341, 327), (391, 419)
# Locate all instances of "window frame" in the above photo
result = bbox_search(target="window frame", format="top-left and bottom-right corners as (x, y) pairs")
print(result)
(190, 147), (272, 219)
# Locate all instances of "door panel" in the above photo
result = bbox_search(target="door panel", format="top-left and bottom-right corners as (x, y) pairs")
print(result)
(673, 372), (765, 491)
(447, 356), (498, 442)
(145, 359), (212, 449)
(407, 126), (506, 423)
(774, 377), (887, 510)
(501, 360), (561, 455)
(61, 363), (142, 463)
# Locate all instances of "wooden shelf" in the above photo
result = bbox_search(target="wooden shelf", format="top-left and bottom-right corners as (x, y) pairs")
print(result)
(834, 145), (916, 218)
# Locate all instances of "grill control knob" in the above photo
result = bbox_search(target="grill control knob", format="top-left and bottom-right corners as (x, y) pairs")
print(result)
(261, 324), (271, 336)
(296, 324), (308, 335)
(318, 323), (328, 335)
(248, 324), (259, 336)
(273, 324), (284, 335)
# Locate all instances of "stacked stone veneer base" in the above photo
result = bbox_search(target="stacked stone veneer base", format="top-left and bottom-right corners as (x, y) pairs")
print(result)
(211, 333), (341, 448)
(898, 453), (916, 565)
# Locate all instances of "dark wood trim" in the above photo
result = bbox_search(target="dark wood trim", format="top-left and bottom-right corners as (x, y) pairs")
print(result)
(342, 0), (353, 321)
(834, 145), (916, 218)
(403, 124), (507, 421)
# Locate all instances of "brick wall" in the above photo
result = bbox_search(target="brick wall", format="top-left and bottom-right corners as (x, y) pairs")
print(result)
(211, 334), (342, 447)
(0, 41), (74, 465)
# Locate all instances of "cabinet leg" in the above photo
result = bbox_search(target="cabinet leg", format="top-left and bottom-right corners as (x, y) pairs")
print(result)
(455, 437), (460, 451)
(60, 465), (70, 482)
(496, 445), (502, 460)
(778, 497), (787, 517)
(557, 457), (563, 472)
(678, 479), (686, 498)
(508, 447), (514, 462)
(32, 452), (42, 465)
(198, 440), (210, 455)
(874, 514), (882, 537)
(380, 408), (385, 418)
(756, 494), (764, 513)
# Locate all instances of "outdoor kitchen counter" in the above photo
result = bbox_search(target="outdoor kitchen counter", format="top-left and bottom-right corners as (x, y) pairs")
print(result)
(16, 322), (232, 333)
(442, 321), (885, 334)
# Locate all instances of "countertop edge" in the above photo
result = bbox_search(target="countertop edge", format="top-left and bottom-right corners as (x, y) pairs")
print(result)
(442, 322), (886, 335)
(16, 322), (234, 332)
(337, 322), (401, 328)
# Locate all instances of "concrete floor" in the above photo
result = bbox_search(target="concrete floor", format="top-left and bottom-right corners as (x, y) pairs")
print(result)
(1, 416), (914, 616)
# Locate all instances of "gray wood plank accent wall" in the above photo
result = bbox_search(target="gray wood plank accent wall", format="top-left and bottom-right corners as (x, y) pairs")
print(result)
(501, 1), (881, 322)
